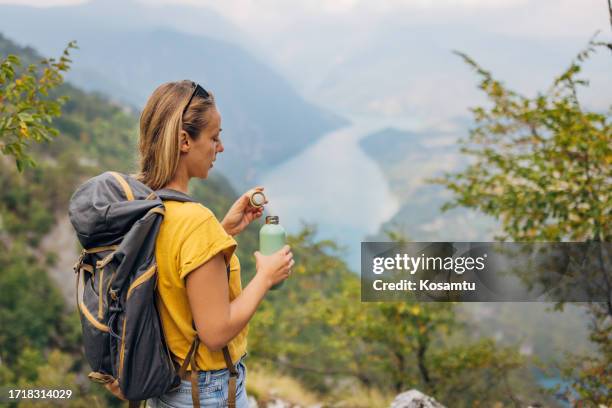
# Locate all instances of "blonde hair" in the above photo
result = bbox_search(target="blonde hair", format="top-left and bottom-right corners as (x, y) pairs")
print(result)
(137, 80), (216, 190)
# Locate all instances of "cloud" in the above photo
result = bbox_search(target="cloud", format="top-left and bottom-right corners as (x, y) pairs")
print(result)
(131, 0), (601, 32)
(0, 0), (86, 6)
(4, 0), (607, 41)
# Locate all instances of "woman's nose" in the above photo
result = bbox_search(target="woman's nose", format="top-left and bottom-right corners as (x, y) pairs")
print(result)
(217, 141), (224, 153)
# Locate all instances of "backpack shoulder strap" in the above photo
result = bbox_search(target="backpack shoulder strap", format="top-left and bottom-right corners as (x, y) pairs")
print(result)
(155, 188), (196, 203)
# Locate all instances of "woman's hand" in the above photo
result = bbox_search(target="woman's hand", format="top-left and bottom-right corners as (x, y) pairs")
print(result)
(221, 187), (267, 236)
(254, 245), (294, 289)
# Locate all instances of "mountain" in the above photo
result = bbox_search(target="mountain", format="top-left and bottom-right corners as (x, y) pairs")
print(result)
(0, 0), (347, 188)
(360, 125), (498, 242)
(249, 9), (611, 124)
(359, 124), (597, 378)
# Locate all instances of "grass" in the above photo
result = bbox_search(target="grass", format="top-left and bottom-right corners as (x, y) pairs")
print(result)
(246, 364), (322, 406)
(245, 364), (395, 408)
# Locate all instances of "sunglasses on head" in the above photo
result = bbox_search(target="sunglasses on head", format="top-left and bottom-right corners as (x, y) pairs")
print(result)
(182, 82), (211, 116)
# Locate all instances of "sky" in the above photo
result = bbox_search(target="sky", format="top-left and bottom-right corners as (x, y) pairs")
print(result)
(5, 0), (606, 39)
(2, 0), (610, 123)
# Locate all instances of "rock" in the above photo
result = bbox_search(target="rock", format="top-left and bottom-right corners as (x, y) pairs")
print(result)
(38, 214), (80, 305)
(256, 398), (321, 408)
(248, 396), (259, 408)
(265, 399), (307, 408)
(390, 390), (446, 408)
(264, 399), (295, 408)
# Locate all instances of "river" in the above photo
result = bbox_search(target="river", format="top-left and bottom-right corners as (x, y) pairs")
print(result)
(259, 117), (408, 271)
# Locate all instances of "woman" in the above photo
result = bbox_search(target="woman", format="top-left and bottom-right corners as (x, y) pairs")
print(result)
(139, 80), (294, 407)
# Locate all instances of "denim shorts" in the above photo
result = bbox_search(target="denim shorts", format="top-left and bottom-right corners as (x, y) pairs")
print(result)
(146, 358), (248, 408)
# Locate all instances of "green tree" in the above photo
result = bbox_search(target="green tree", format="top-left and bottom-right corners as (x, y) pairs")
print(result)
(250, 227), (530, 407)
(436, 37), (611, 406)
(439, 40), (610, 243)
(0, 243), (78, 369)
(0, 41), (76, 171)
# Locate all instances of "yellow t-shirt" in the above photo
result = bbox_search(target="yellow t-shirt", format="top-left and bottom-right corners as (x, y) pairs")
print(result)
(155, 200), (248, 370)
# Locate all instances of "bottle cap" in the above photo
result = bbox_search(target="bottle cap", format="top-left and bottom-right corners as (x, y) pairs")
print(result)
(265, 215), (279, 224)
(249, 191), (266, 208)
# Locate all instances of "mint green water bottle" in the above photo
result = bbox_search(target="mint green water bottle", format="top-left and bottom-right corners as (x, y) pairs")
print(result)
(260, 215), (286, 290)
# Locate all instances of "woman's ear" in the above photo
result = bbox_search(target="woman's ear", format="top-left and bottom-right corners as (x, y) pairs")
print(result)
(179, 130), (191, 153)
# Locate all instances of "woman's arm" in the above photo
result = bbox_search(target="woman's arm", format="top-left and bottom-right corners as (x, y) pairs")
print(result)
(185, 246), (293, 351)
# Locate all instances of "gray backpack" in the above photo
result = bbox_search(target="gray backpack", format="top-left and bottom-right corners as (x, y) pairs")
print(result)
(69, 171), (238, 408)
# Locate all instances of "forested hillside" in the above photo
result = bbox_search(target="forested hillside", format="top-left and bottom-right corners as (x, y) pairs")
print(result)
(0, 35), (565, 407)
